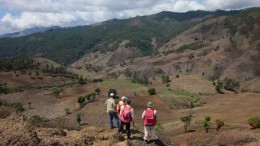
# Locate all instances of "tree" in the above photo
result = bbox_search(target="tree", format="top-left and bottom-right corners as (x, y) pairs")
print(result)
(95, 88), (100, 95)
(148, 88), (156, 95)
(180, 115), (192, 132)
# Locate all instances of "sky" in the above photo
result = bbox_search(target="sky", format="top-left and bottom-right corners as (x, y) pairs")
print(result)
(0, 0), (260, 35)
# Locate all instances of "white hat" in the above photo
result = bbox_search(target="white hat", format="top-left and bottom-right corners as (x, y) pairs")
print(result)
(121, 96), (127, 101)
(110, 93), (115, 97)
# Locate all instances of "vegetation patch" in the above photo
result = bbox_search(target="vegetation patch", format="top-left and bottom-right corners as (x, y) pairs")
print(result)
(248, 117), (260, 129)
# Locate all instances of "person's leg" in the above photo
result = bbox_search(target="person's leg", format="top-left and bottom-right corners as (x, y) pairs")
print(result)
(113, 112), (120, 128)
(109, 112), (113, 128)
(151, 126), (158, 140)
(126, 123), (131, 139)
(118, 121), (125, 133)
(143, 126), (149, 141)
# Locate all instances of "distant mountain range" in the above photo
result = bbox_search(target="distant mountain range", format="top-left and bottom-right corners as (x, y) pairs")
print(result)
(0, 26), (61, 38)
(0, 9), (242, 65)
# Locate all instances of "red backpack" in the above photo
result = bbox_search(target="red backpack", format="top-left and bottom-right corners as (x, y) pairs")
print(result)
(120, 105), (132, 123)
(143, 109), (156, 126)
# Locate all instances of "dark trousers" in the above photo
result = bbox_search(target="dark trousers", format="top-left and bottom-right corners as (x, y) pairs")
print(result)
(118, 121), (131, 139)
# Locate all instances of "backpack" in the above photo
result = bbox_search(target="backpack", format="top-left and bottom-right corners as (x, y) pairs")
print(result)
(120, 105), (132, 123)
(143, 109), (156, 126)
(116, 104), (121, 114)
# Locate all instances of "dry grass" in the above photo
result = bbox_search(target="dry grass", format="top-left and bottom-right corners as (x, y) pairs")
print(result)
(216, 131), (257, 145)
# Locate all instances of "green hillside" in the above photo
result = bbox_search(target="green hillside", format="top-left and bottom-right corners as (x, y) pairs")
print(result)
(0, 10), (240, 65)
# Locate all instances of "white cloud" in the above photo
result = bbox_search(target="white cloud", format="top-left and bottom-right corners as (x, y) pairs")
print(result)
(203, 0), (260, 10)
(0, 0), (259, 35)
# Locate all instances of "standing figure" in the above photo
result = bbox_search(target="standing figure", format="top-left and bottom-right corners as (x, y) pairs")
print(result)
(118, 99), (134, 139)
(142, 101), (158, 143)
(105, 93), (120, 129)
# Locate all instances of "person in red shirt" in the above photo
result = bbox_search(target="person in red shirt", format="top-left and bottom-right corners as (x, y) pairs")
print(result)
(142, 101), (158, 143)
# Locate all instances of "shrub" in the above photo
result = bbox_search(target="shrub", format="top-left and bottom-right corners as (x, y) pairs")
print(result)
(76, 112), (81, 126)
(108, 89), (117, 97)
(223, 77), (240, 91)
(148, 88), (156, 95)
(180, 115), (192, 132)
(203, 116), (211, 133)
(248, 117), (260, 129)
(78, 96), (85, 105)
(215, 119), (224, 131)
(31, 115), (44, 124)
(161, 74), (170, 83)
(95, 88), (101, 95)
(53, 87), (61, 96)
(11, 102), (24, 112)
(78, 76), (86, 85)
(176, 74), (179, 78)
(215, 80), (223, 93)
(93, 78), (103, 82)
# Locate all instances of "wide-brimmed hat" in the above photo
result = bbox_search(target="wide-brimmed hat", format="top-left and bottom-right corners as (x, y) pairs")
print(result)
(147, 101), (152, 108)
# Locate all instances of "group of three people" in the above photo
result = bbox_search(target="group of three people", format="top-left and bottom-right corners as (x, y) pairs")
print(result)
(105, 92), (158, 142)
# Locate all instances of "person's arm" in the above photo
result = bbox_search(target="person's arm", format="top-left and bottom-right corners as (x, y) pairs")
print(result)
(105, 100), (107, 109)
(131, 108), (134, 122)
(119, 105), (124, 117)
(141, 110), (146, 119)
(154, 110), (157, 118)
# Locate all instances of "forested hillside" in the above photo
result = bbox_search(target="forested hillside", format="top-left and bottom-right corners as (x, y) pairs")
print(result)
(0, 10), (239, 65)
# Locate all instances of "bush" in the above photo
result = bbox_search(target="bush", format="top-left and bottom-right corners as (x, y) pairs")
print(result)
(95, 88), (101, 95)
(78, 76), (86, 85)
(248, 117), (260, 129)
(53, 87), (61, 96)
(161, 74), (170, 83)
(31, 115), (44, 124)
(108, 89), (117, 97)
(176, 74), (179, 78)
(11, 102), (24, 112)
(78, 96), (85, 105)
(203, 116), (211, 133)
(76, 112), (81, 125)
(93, 78), (103, 82)
(215, 119), (224, 131)
(223, 77), (240, 91)
(180, 115), (192, 132)
(148, 88), (156, 95)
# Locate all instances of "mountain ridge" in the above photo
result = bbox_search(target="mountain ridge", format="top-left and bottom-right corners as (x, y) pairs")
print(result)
(0, 9), (242, 65)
